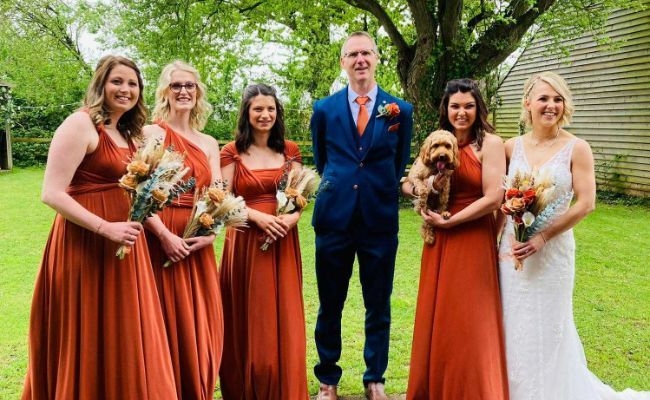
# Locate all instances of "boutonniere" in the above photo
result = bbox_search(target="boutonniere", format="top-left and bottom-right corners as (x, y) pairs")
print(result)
(376, 102), (400, 119)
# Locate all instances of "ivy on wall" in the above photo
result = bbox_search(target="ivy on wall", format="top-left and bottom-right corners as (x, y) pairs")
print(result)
(0, 84), (13, 126)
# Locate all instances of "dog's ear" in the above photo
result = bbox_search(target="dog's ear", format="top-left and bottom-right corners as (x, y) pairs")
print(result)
(418, 134), (433, 162)
(407, 157), (421, 180)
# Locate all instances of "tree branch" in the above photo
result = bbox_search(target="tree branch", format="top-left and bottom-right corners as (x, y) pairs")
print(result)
(407, 0), (438, 43)
(343, 0), (410, 58)
(438, 0), (463, 49)
(466, 9), (488, 35)
(506, 0), (534, 19)
(237, 1), (265, 14)
(16, 5), (88, 71)
(469, 0), (557, 75)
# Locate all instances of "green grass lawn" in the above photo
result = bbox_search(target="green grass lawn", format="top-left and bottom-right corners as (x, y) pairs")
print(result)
(1, 168), (648, 398)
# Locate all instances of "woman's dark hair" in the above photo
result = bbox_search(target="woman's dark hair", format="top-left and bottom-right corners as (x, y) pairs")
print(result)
(83, 55), (147, 139)
(235, 84), (286, 154)
(438, 78), (494, 150)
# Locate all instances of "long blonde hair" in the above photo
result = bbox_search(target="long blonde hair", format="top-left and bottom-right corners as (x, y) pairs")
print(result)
(151, 61), (213, 131)
(83, 55), (147, 138)
(520, 71), (574, 127)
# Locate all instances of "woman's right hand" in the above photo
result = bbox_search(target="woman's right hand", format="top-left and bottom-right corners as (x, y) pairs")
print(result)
(156, 229), (191, 262)
(98, 221), (143, 247)
(254, 212), (289, 241)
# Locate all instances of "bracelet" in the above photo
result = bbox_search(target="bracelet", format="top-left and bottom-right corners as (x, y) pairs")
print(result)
(95, 220), (104, 234)
(540, 232), (547, 244)
(411, 184), (418, 197)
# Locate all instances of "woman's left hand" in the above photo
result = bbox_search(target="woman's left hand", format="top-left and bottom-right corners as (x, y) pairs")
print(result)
(512, 234), (546, 260)
(421, 209), (452, 229)
(277, 212), (300, 233)
(185, 234), (216, 252)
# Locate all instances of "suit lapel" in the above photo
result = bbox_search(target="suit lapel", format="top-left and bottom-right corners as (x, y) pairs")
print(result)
(332, 88), (358, 151)
(368, 88), (388, 151)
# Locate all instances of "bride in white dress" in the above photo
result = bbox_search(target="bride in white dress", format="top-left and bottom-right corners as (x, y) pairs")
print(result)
(498, 71), (650, 400)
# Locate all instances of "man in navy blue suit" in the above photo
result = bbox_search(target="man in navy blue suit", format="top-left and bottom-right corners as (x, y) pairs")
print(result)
(311, 31), (413, 400)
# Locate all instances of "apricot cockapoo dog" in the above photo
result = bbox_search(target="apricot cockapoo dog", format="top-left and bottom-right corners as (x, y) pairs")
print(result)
(406, 129), (459, 245)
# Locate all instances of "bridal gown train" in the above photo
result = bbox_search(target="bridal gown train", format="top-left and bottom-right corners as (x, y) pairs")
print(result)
(498, 137), (649, 400)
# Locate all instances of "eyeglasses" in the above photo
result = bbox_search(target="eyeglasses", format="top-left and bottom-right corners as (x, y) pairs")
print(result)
(343, 49), (375, 59)
(169, 82), (197, 93)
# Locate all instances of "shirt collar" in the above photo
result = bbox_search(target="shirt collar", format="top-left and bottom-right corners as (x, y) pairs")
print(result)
(348, 85), (378, 104)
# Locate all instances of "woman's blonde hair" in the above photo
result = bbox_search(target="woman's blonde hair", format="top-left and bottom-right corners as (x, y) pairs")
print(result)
(151, 60), (213, 131)
(520, 71), (574, 127)
(83, 55), (147, 138)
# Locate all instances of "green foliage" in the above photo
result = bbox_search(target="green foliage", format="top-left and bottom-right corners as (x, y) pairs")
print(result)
(0, 84), (12, 125)
(8, 101), (79, 167)
(534, 0), (646, 59)
(0, 1), (91, 106)
(597, 190), (650, 207)
(0, 0), (92, 166)
(1, 0), (641, 169)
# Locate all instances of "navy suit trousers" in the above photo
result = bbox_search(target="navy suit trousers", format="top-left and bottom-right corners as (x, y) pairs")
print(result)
(313, 214), (398, 386)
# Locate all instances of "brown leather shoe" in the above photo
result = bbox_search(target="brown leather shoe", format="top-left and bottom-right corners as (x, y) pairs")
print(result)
(317, 383), (338, 400)
(365, 382), (388, 400)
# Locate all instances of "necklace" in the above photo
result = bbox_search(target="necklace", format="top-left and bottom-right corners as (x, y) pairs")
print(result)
(530, 127), (560, 148)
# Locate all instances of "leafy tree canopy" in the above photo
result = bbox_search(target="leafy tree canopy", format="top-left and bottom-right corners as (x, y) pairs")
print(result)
(103, 0), (637, 141)
(1, 0), (641, 147)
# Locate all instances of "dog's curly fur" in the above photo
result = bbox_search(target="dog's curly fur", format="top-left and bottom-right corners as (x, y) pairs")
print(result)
(406, 129), (460, 245)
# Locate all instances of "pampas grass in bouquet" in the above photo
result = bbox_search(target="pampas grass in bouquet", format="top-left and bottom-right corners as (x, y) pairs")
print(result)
(163, 180), (248, 267)
(116, 137), (195, 259)
(260, 166), (320, 251)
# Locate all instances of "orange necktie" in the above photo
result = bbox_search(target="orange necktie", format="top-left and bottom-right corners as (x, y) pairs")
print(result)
(355, 96), (369, 136)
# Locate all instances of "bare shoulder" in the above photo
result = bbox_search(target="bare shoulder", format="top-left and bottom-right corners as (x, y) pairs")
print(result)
(483, 132), (505, 150)
(143, 123), (165, 140)
(502, 135), (518, 153)
(502, 134), (517, 145)
(199, 132), (219, 148)
(59, 111), (95, 133)
(55, 111), (96, 142)
(570, 135), (594, 160)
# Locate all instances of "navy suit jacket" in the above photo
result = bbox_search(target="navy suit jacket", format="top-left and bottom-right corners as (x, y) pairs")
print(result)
(310, 86), (413, 234)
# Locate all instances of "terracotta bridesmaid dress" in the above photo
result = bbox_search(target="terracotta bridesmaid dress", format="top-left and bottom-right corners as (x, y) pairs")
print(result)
(218, 140), (309, 400)
(22, 121), (177, 399)
(406, 143), (509, 400)
(145, 121), (224, 400)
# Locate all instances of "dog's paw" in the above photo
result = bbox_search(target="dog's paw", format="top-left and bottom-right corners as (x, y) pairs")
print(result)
(441, 211), (451, 220)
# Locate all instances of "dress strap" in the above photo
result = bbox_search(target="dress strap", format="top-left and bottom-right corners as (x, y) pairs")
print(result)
(556, 138), (577, 169)
(510, 136), (526, 168)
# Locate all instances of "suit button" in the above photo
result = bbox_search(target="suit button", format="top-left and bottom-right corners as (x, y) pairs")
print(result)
(359, 162), (364, 168)
(353, 184), (359, 190)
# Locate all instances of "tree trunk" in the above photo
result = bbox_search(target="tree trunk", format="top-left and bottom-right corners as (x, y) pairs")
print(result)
(399, 34), (442, 145)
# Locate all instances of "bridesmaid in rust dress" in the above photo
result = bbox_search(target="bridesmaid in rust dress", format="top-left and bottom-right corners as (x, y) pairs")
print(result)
(402, 79), (509, 400)
(219, 83), (309, 400)
(143, 61), (223, 400)
(22, 56), (177, 399)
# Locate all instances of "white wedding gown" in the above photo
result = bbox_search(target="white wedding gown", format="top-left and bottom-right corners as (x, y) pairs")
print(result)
(499, 137), (649, 400)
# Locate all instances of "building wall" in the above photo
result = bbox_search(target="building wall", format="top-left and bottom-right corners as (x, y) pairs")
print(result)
(494, 5), (650, 196)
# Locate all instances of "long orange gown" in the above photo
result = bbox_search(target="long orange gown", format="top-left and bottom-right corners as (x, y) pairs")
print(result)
(22, 121), (177, 399)
(145, 121), (224, 400)
(406, 143), (509, 400)
(218, 140), (309, 400)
